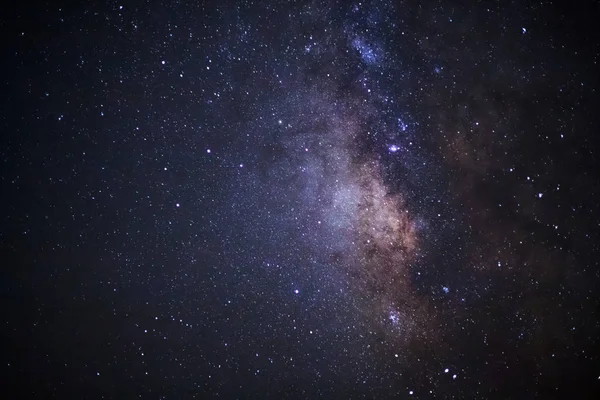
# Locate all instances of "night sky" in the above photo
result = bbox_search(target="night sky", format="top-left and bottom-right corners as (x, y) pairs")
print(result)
(2, 1), (600, 398)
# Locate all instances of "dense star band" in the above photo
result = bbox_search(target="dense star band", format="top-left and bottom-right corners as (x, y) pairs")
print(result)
(245, 91), (427, 341)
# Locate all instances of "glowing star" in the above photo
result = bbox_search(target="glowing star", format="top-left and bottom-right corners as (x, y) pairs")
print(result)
(389, 144), (400, 152)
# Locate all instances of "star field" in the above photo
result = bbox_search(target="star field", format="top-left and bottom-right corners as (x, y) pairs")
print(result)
(1, 0), (600, 398)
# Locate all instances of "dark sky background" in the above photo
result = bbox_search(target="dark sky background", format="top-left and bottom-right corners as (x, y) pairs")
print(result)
(2, 0), (600, 398)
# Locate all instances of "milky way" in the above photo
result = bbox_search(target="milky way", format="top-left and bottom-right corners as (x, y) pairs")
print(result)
(3, 0), (599, 398)
(230, 84), (432, 346)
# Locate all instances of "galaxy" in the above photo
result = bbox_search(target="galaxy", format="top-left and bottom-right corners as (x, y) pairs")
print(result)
(2, 1), (599, 398)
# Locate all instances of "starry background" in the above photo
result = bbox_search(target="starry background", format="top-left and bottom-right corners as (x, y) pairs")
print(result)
(1, 0), (600, 398)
